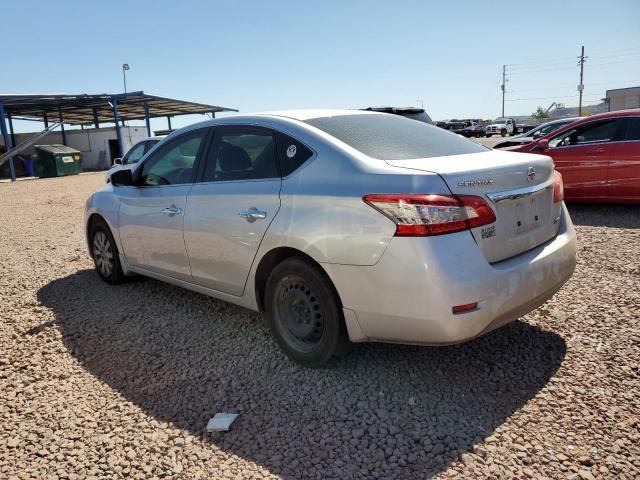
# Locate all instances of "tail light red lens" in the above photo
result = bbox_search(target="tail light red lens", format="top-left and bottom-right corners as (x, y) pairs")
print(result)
(553, 170), (564, 203)
(363, 194), (496, 236)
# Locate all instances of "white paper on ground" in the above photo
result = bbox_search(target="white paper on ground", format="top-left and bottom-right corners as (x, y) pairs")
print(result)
(206, 413), (239, 432)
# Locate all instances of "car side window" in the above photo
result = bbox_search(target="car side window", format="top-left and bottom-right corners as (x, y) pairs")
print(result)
(623, 117), (640, 141)
(549, 120), (619, 148)
(143, 140), (159, 154)
(140, 130), (206, 186)
(275, 132), (314, 177)
(202, 127), (279, 182)
(123, 142), (146, 165)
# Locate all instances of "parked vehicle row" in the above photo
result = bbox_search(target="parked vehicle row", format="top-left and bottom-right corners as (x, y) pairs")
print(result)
(88, 110), (577, 367)
(494, 117), (581, 148)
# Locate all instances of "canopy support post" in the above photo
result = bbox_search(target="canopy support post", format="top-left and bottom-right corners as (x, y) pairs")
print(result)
(144, 102), (151, 137)
(0, 103), (16, 182)
(92, 108), (99, 128)
(58, 106), (67, 145)
(111, 97), (123, 158)
(166, 116), (172, 130)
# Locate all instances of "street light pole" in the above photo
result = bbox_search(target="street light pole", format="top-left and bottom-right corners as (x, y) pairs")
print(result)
(122, 63), (130, 95)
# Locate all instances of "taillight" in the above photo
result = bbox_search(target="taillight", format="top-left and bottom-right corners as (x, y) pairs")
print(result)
(363, 194), (496, 236)
(553, 170), (564, 203)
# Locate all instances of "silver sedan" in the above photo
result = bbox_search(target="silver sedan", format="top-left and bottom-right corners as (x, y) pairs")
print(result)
(84, 110), (577, 367)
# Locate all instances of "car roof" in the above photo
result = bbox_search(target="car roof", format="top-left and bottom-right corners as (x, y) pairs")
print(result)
(543, 117), (581, 125)
(573, 109), (640, 121)
(260, 109), (381, 121)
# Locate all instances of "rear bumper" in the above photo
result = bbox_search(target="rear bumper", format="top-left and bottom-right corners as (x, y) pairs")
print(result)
(324, 203), (577, 344)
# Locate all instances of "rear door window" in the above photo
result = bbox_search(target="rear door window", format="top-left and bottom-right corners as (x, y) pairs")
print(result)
(623, 117), (640, 141)
(202, 127), (279, 182)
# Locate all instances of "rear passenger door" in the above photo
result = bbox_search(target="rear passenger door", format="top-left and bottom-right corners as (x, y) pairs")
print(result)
(183, 126), (282, 295)
(607, 117), (640, 201)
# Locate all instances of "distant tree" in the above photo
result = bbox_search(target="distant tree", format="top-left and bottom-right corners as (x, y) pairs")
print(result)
(531, 106), (550, 119)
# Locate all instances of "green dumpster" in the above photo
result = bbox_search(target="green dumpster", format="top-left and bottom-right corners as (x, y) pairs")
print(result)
(34, 145), (82, 178)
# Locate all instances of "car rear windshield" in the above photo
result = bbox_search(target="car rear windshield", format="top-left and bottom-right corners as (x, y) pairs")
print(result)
(304, 114), (487, 160)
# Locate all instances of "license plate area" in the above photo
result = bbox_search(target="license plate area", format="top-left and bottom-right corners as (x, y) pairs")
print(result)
(513, 196), (544, 235)
(491, 184), (553, 237)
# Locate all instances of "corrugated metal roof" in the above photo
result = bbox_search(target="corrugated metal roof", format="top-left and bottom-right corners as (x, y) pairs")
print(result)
(0, 91), (237, 126)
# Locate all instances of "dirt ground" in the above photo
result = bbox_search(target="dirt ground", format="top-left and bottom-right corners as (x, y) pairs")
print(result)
(1, 173), (638, 479)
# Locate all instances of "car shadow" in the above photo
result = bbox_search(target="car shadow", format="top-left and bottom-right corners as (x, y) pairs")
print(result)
(37, 269), (566, 479)
(567, 203), (640, 229)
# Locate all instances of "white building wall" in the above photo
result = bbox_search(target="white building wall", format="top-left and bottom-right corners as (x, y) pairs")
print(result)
(6, 126), (149, 170)
(606, 87), (640, 112)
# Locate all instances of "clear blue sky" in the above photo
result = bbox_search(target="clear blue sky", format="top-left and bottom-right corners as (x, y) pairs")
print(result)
(3, 0), (640, 133)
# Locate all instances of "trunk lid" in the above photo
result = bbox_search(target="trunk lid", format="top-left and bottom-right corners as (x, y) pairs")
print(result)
(386, 150), (562, 263)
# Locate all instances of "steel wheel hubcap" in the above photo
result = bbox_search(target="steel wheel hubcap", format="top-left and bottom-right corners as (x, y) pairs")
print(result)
(276, 275), (324, 351)
(93, 231), (114, 277)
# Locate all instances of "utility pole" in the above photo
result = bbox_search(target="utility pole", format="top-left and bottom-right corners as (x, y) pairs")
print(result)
(501, 65), (506, 117)
(578, 46), (587, 116)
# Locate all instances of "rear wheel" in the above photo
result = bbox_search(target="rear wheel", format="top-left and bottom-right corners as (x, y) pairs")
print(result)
(265, 257), (350, 367)
(91, 220), (125, 284)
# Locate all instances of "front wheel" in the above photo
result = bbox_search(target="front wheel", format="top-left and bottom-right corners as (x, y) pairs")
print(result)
(265, 257), (350, 367)
(91, 220), (125, 284)
(501, 129), (507, 137)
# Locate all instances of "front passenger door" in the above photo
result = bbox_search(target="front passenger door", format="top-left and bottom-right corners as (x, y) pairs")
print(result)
(118, 129), (208, 281)
(547, 119), (622, 200)
(184, 126), (282, 295)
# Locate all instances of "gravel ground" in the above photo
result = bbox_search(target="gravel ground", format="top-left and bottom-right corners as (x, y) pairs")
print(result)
(1, 173), (638, 479)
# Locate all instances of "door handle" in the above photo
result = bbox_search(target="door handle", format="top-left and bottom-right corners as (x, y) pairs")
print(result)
(239, 207), (267, 223)
(162, 206), (182, 216)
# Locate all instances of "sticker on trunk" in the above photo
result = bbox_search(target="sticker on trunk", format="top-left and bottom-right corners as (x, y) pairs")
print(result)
(481, 225), (496, 239)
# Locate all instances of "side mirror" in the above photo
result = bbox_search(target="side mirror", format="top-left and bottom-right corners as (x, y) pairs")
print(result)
(534, 139), (550, 151)
(532, 132), (542, 139)
(114, 157), (122, 165)
(111, 169), (133, 187)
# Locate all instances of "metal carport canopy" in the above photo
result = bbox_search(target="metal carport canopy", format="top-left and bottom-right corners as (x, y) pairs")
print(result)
(0, 91), (237, 182)
(0, 91), (237, 125)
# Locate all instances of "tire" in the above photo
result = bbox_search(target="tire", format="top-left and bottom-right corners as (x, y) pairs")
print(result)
(90, 219), (126, 284)
(501, 129), (507, 137)
(265, 257), (350, 367)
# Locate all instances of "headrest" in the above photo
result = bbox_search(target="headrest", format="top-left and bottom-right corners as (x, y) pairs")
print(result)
(219, 142), (251, 171)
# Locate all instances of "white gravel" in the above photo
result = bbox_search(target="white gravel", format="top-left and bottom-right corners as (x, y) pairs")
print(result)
(0, 173), (638, 479)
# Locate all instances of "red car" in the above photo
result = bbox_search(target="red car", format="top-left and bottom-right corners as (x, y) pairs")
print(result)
(506, 109), (640, 203)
